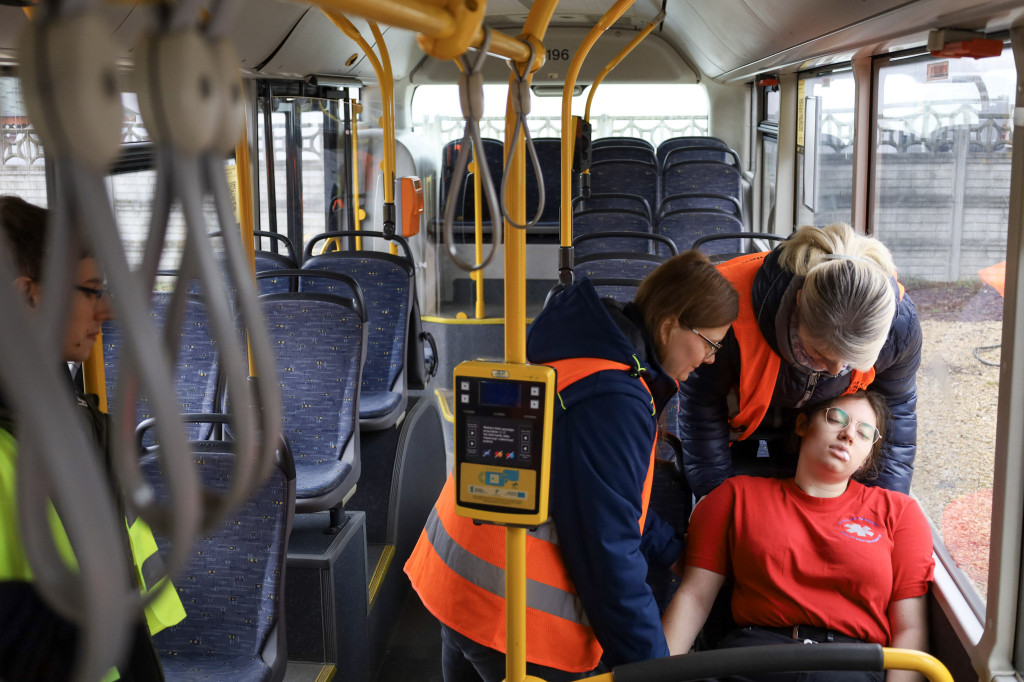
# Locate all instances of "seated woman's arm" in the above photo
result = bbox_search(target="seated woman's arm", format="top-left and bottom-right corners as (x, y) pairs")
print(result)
(661, 566), (725, 655)
(885, 595), (928, 682)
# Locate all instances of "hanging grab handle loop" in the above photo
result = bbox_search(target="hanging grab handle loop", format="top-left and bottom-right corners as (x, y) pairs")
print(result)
(500, 38), (545, 230)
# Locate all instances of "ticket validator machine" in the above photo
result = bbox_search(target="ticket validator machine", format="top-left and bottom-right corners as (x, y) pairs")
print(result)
(452, 360), (557, 681)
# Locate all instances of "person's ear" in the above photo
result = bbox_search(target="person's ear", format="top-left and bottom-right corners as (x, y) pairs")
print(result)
(658, 317), (675, 347)
(794, 413), (809, 437)
(13, 276), (38, 308)
(795, 287), (802, 308)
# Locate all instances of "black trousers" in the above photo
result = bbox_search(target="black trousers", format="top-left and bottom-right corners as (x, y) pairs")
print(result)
(699, 627), (885, 682)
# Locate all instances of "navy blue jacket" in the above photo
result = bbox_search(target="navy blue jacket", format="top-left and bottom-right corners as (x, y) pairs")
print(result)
(677, 248), (922, 498)
(526, 280), (682, 668)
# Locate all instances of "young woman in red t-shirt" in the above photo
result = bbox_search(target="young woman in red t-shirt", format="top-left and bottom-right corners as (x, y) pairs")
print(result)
(662, 390), (934, 682)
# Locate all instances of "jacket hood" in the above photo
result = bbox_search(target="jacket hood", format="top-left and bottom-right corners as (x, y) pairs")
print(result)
(527, 279), (640, 365)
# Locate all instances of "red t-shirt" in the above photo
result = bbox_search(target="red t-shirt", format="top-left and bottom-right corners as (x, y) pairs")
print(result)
(686, 476), (934, 645)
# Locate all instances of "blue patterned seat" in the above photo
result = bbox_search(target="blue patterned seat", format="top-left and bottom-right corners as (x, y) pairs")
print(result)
(659, 192), (741, 218)
(576, 252), (666, 281)
(573, 231), (678, 259)
(525, 137), (563, 226)
(253, 252), (297, 296)
(573, 192), (653, 222)
(663, 145), (740, 169)
(592, 136), (654, 151)
(302, 232), (414, 431)
(144, 442), (295, 682)
(441, 138), (504, 230)
(591, 145), (658, 165)
(573, 209), (654, 256)
(657, 208), (744, 255)
(590, 160), (660, 219)
(656, 136), (728, 167)
(102, 292), (220, 445)
(662, 160), (742, 216)
(259, 287), (366, 513)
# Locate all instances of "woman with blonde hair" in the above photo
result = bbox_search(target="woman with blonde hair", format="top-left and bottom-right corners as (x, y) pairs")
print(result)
(677, 222), (921, 499)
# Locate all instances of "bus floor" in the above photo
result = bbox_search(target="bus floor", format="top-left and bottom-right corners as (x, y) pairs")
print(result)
(374, 589), (444, 682)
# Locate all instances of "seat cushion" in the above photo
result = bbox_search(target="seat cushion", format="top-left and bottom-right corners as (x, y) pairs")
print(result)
(358, 390), (403, 419)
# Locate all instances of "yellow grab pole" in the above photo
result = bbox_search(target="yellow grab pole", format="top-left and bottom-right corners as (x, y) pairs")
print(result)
(234, 100), (259, 377)
(310, 0), (536, 66)
(881, 649), (954, 682)
(559, 0), (637, 250)
(368, 21), (400, 256)
(503, 8), (557, 681)
(470, 156), (485, 319)
(352, 99), (364, 251)
(81, 340), (108, 412)
(583, 12), (664, 124)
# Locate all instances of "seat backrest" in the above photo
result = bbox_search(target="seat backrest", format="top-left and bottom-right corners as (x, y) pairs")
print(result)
(253, 252), (298, 295)
(444, 138), (504, 225)
(525, 137), (563, 225)
(591, 145), (658, 165)
(656, 136), (728, 167)
(302, 232), (415, 430)
(573, 209), (653, 256)
(146, 445), (295, 681)
(663, 145), (740, 170)
(102, 293), (220, 445)
(573, 192), (653, 222)
(260, 288), (366, 509)
(592, 137), (654, 151)
(662, 161), (742, 214)
(658, 209), (744, 255)
(590, 159), (659, 217)
(587, 277), (643, 305)
(576, 253), (665, 281)
(659, 192), (742, 219)
(573, 230), (678, 258)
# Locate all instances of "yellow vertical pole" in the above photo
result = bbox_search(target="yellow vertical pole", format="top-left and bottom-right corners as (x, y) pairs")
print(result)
(471, 154), (485, 318)
(368, 21), (400, 257)
(559, 0), (638, 250)
(235, 96), (259, 377)
(352, 99), (363, 251)
(82, 341), (108, 412)
(504, 7), (557, 681)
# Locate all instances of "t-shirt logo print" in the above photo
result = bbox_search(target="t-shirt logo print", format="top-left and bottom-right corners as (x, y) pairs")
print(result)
(837, 516), (883, 543)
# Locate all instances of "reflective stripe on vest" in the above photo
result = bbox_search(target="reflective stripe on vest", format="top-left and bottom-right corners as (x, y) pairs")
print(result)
(126, 517), (186, 635)
(717, 253), (875, 440)
(404, 358), (659, 672)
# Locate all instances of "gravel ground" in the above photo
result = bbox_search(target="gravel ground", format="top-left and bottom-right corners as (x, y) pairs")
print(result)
(907, 282), (1004, 600)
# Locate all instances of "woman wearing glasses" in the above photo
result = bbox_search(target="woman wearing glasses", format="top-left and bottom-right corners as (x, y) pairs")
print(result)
(677, 222), (922, 500)
(406, 251), (739, 679)
(662, 391), (934, 682)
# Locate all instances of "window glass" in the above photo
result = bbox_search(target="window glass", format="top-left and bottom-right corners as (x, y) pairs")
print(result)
(256, 97), (340, 252)
(872, 48), (1015, 609)
(760, 135), (778, 232)
(0, 72), (47, 206)
(411, 83), (709, 146)
(795, 70), (855, 227)
(765, 87), (780, 124)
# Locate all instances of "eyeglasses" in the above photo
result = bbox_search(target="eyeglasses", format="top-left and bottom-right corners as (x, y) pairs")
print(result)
(822, 407), (880, 444)
(691, 328), (722, 361)
(74, 284), (112, 305)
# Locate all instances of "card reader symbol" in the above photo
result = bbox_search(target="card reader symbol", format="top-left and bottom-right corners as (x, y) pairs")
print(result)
(481, 469), (519, 487)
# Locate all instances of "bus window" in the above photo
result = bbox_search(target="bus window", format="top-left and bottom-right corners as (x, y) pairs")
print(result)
(759, 86), (780, 232)
(871, 46), (1015, 610)
(795, 68), (855, 227)
(1, 71), (47, 206)
(257, 94), (348, 251)
(411, 82), (708, 146)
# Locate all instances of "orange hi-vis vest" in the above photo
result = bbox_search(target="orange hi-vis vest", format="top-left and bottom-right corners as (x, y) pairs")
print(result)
(404, 358), (659, 672)
(717, 252), (876, 441)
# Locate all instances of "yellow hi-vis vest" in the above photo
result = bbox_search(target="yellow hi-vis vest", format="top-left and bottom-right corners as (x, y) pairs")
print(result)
(0, 428), (186, 681)
(404, 358), (658, 672)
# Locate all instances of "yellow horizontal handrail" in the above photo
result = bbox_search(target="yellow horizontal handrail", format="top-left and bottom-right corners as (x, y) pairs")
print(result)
(309, 0), (541, 68)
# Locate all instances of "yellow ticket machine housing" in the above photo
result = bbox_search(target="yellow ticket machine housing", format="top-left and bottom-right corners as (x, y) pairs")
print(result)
(452, 360), (556, 527)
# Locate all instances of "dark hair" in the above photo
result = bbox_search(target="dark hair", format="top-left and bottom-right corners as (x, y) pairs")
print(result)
(633, 250), (739, 340)
(797, 390), (890, 481)
(0, 195), (49, 281)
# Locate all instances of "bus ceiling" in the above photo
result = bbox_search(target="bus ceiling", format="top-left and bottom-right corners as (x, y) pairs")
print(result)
(0, 0), (1021, 83)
